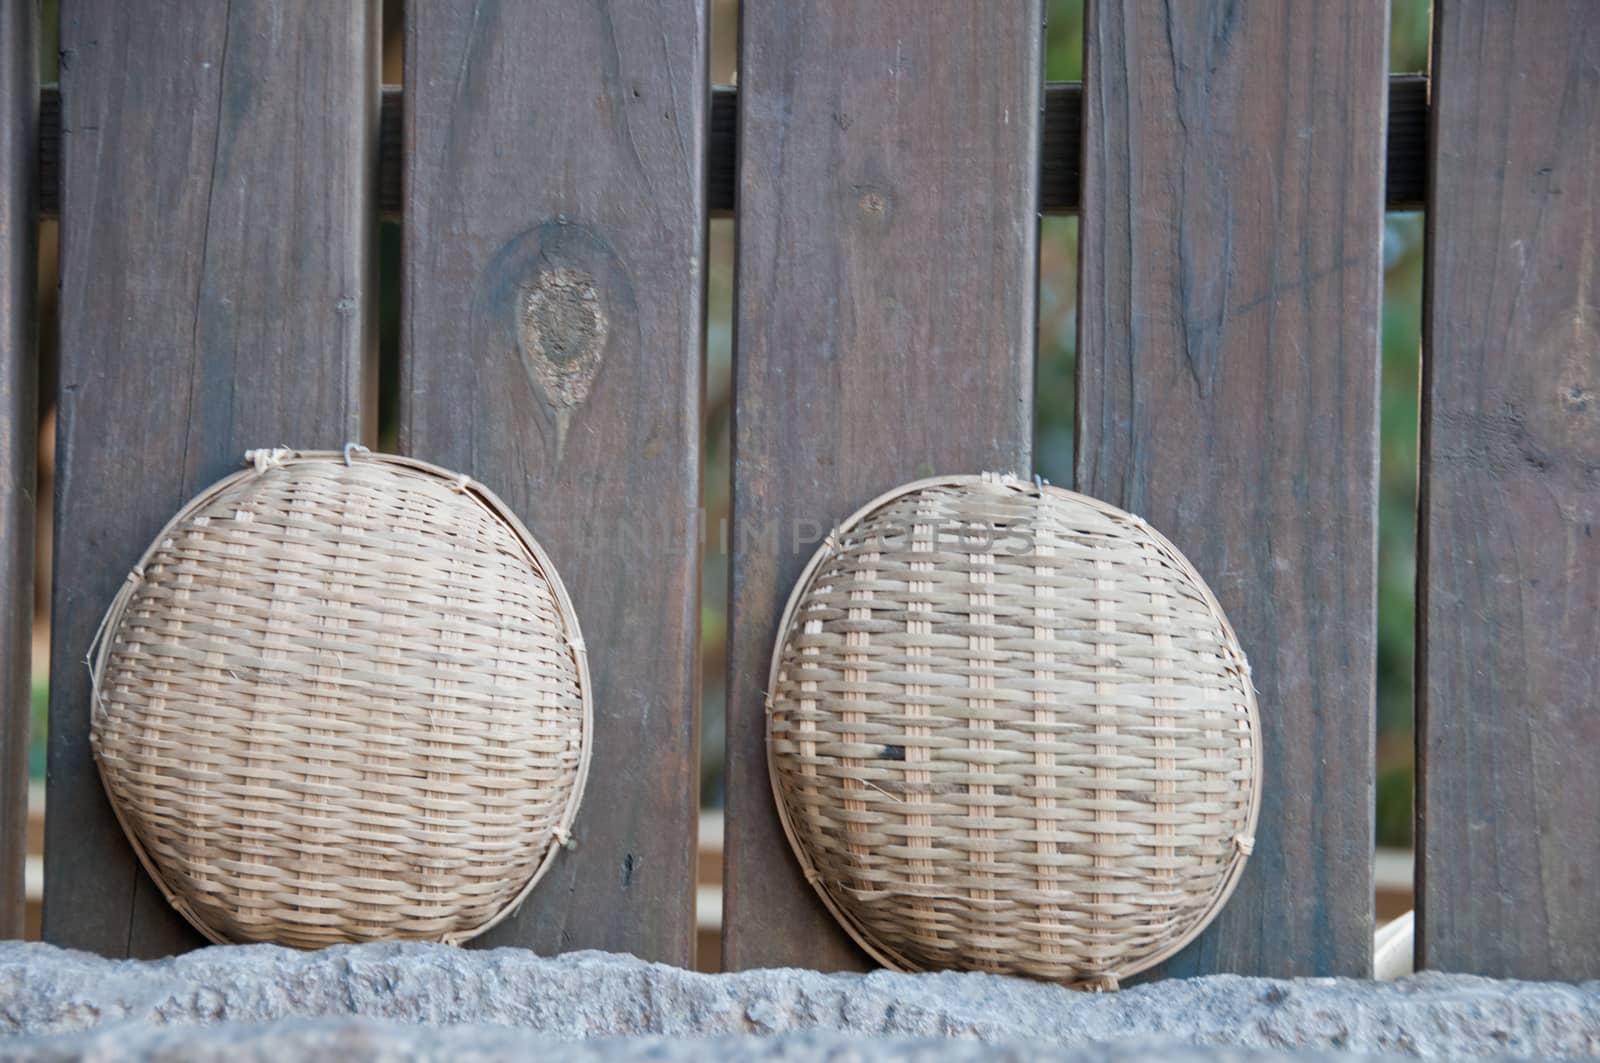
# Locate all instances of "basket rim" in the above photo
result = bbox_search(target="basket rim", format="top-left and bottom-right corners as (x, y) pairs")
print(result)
(763, 471), (1264, 988)
(88, 447), (594, 947)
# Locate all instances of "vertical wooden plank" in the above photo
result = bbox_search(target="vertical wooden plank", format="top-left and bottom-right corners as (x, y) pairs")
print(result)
(0, 0), (39, 940)
(1076, 2), (1386, 977)
(44, 0), (378, 955)
(1418, 1), (1600, 980)
(724, 1), (1043, 971)
(401, 1), (706, 964)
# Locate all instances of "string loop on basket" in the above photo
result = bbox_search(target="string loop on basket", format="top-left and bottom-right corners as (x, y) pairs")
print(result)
(244, 446), (293, 473)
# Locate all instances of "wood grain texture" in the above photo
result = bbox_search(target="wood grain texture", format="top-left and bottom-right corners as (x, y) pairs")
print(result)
(400, 0), (706, 965)
(723, 0), (1042, 972)
(1418, 0), (1600, 981)
(44, 0), (377, 955)
(1076, 1), (1385, 977)
(0, 0), (39, 940)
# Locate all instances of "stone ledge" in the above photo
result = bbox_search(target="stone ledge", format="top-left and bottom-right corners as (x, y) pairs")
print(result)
(0, 1021), (1394, 1062)
(1, 942), (1596, 1060)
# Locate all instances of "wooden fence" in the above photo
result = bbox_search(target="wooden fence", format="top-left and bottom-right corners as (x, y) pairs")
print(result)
(0, 0), (1595, 981)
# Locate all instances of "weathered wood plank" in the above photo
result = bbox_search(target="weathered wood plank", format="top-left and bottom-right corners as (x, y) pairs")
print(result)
(38, 76), (1431, 219)
(400, 0), (706, 964)
(723, 0), (1042, 971)
(43, 0), (378, 955)
(1076, 1), (1385, 977)
(1417, 0), (1600, 981)
(0, 0), (39, 940)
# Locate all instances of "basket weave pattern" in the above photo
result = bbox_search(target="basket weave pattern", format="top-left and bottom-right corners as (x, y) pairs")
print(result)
(767, 474), (1259, 987)
(91, 451), (590, 948)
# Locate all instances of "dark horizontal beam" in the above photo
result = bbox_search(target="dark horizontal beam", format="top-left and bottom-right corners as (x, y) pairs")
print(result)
(37, 76), (1427, 219)
(1385, 75), (1427, 210)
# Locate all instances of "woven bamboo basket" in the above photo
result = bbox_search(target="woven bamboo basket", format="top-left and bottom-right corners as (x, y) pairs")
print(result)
(766, 473), (1261, 989)
(89, 447), (591, 948)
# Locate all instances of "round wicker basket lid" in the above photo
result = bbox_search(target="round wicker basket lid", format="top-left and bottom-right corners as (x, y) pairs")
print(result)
(89, 447), (592, 948)
(766, 473), (1261, 989)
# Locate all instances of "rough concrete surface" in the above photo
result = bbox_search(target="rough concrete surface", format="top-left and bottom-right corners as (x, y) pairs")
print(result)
(0, 1022), (1407, 1063)
(0, 942), (1595, 1060)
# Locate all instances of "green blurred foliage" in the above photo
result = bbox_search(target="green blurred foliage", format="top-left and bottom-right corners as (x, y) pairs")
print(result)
(1376, 0), (1431, 845)
(1392, 0), (1432, 72)
(1045, 0), (1085, 81)
(29, 682), (46, 779)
